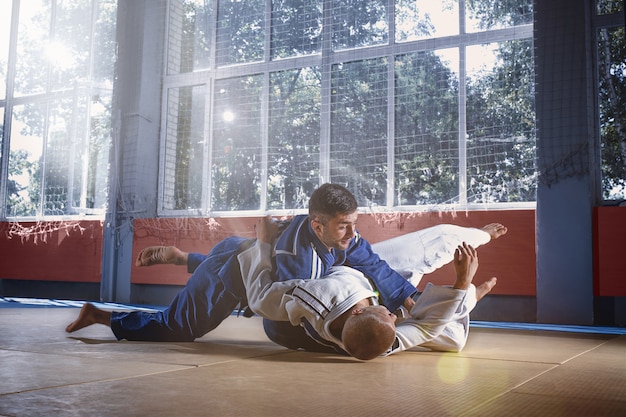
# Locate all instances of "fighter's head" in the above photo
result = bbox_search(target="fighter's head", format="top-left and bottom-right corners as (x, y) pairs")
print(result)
(342, 305), (397, 360)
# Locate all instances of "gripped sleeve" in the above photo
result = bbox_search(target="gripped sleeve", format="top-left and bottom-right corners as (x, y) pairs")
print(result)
(347, 236), (417, 312)
(386, 283), (467, 355)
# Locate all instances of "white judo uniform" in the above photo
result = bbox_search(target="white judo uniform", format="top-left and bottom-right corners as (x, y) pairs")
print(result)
(238, 224), (492, 356)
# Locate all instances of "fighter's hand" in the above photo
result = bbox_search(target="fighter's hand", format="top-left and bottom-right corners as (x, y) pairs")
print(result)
(254, 216), (279, 244)
(453, 242), (479, 290)
(402, 296), (415, 311)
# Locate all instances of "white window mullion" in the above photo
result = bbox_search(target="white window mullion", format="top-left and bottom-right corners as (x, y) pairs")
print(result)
(203, 81), (213, 215)
(260, 73), (270, 211)
(387, 57), (395, 208)
(387, 0), (396, 208)
(458, 45), (467, 207)
(458, 1), (468, 207)
(319, 0), (333, 183)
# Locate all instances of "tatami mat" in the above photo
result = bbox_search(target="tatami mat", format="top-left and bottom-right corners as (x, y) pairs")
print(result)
(0, 306), (624, 417)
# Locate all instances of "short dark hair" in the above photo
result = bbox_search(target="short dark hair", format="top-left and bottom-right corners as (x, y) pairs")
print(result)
(308, 183), (357, 222)
(343, 313), (396, 360)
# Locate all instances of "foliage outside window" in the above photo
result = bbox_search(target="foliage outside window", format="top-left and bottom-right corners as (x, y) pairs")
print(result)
(0, 0), (116, 218)
(597, 0), (626, 201)
(162, 0), (535, 214)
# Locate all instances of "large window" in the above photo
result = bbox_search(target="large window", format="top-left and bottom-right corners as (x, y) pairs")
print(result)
(162, 0), (535, 214)
(596, 0), (626, 201)
(0, 0), (116, 219)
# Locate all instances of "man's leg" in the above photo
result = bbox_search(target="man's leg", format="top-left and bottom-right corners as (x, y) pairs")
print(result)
(112, 238), (251, 342)
(65, 303), (112, 333)
(66, 268), (239, 342)
(67, 238), (249, 341)
(372, 223), (506, 286)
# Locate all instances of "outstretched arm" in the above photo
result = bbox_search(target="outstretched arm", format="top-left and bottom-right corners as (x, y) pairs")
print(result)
(238, 217), (305, 320)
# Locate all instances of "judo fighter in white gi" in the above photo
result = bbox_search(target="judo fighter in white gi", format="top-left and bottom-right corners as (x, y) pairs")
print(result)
(238, 217), (502, 360)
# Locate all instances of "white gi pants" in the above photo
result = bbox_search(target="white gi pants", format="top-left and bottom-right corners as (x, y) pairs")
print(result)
(373, 224), (491, 352)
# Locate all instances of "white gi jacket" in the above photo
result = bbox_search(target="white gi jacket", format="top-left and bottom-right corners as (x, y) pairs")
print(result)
(238, 239), (479, 356)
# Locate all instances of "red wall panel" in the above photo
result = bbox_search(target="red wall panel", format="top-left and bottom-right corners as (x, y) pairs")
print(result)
(0, 221), (103, 283)
(131, 210), (537, 295)
(0, 211), (539, 296)
(594, 206), (626, 296)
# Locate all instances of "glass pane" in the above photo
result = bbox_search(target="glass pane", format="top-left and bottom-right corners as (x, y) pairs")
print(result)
(216, 0), (265, 66)
(598, 26), (626, 200)
(465, 40), (536, 203)
(212, 75), (263, 210)
(84, 93), (111, 211)
(0, 0), (12, 99)
(92, 0), (118, 83)
(3, 1), (114, 218)
(332, 0), (388, 51)
(271, 0), (323, 59)
(395, 0), (458, 43)
(597, 0), (624, 15)
(394, 49), (459, 206)
(168, 0), (211, 74)
(331, 58), (388, 206)
(0, 108), (3, 160)
(14, 0), (51, 97)
(268, 67), (321, 210)
(466, 0), (533, 32)
(42, 99), (82, 216)
(162, 85), (206, 211)
(48, 1), (93, 92)
(7, 103), (45, 217)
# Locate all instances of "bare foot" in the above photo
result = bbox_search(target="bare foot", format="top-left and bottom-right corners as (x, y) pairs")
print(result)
(135, 246), (188, 267)
(481, 223), (508, 240)
(476, 277), (497, 301)
(65, 303), (111, 333)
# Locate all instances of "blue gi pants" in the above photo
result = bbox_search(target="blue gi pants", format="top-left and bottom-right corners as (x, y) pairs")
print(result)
(111, 237), (250, 342)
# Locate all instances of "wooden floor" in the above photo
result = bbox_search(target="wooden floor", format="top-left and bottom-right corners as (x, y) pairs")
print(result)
(1, 303), (625, 417)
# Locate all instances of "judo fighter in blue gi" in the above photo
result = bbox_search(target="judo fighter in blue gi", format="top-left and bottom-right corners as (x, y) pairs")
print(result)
(66, 183), (506, 356)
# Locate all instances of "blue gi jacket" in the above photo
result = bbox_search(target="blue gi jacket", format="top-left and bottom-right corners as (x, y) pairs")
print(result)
(273, 215), (416, 312)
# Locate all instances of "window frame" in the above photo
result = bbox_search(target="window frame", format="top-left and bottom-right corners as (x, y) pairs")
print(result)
(160, 0), (536, 217)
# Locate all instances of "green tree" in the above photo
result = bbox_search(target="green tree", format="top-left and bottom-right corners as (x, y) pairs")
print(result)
(7, 149), (40, 216)
(394, 51), (459, 205)
(598, 23), (626, 199)
(465, 39), (536, 203)
(267, 68), (321, 210)
(331, 58), (389, 206)
(6, 0), (116, 217)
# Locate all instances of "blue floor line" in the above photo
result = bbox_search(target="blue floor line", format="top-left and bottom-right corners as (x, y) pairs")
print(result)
(470, 320), (626, 335)
(0, 297), (163, 311)
(2, 296), (625, 335)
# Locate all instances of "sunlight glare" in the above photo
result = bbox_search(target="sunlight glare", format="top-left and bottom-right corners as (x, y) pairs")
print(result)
(44, 40), (75, 70)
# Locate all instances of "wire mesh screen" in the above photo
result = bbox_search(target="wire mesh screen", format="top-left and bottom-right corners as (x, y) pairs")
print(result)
(534, 0), (624, 200)
(394, 50), (460, 206)
(597, 0), (626, 200)
(2, 0), (116, 219)
(268, 68), (321, 210)
(161, 0), (539, 214)
(212, 75), (264, 211)
(330, 58), (390, 207)
(163, 85), (206, 211)
(465, 40), (536, 203)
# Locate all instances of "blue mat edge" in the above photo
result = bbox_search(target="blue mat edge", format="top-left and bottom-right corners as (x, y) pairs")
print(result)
(2, 296), (625, 335)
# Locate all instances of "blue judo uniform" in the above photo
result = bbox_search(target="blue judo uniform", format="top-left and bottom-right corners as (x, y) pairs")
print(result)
(264, 215), (416, 352)
(110, 215), (415, 344)
(110, 236), (251, 341)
